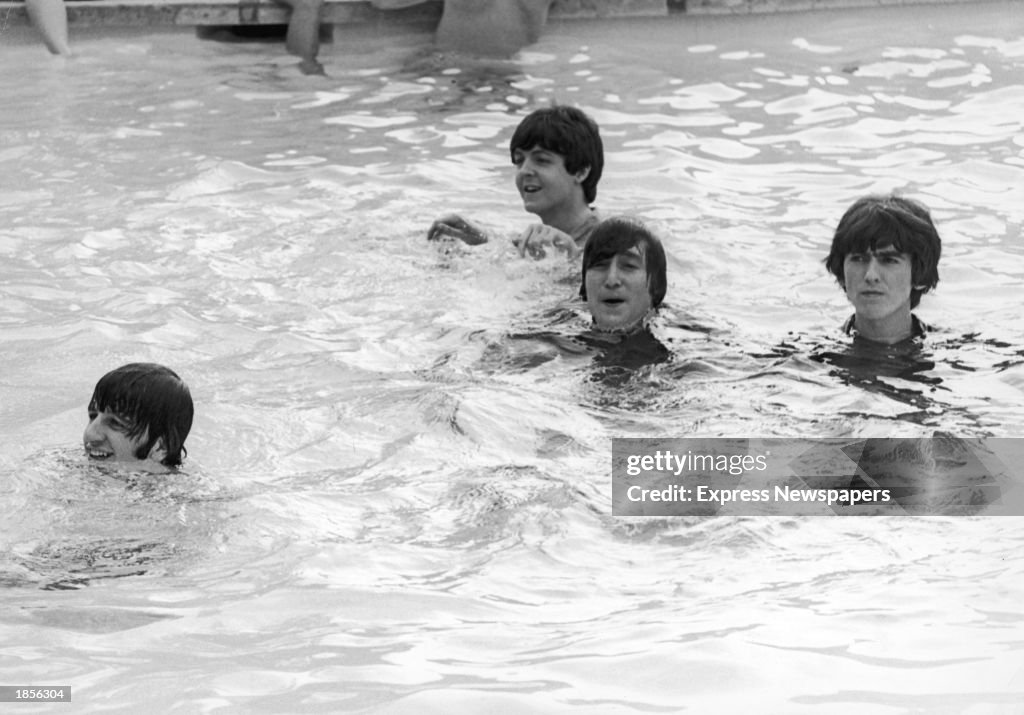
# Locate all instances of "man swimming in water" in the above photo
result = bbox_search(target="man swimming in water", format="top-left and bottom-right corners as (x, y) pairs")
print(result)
(824, 193), (941, 345)
(428, 104), (604, 260)
(581, 216), (666, 333)
(471, 216), (669, 382)
(83, 363), (194, 473)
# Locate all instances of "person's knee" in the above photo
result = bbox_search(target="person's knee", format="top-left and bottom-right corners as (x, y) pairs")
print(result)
(436, 0), (553, 56)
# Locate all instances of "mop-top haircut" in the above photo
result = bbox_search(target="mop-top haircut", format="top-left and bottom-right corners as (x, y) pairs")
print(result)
(88, 363), (194, 467)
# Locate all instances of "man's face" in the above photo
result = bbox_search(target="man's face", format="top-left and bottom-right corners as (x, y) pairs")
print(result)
(513, 145), (584, 217)
(843, 245), (913, 323)
(84, 407), (162, 469)
(585, 246), (652, 331)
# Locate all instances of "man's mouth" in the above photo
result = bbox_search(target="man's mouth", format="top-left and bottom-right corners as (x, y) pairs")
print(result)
(602, 297), (625, 306)
(522, 185), (541, 194)
(86, 448), (113, 460)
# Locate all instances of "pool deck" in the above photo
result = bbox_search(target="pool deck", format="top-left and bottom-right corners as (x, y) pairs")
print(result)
(0, 0), (998, 30)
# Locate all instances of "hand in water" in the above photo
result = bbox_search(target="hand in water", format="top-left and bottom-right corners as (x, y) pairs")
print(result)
(515, 224), (580, 260)
(427, 214), (489, 245)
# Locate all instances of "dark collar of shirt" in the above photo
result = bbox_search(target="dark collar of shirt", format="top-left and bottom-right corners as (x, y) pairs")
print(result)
(843, 314), (929, 341)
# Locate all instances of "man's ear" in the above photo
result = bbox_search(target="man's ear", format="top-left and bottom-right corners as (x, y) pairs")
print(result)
(147, 438), (167, 465)
(574, 165), (590, 184)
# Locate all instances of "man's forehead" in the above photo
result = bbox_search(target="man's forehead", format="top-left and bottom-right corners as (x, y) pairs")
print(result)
(850, 244), (907, 256)
(515, 145), (558, 156)
(601, 245), (646, 263)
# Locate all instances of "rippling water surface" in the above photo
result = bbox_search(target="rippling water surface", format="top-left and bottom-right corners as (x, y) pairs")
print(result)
(2, 3), (1024, 712)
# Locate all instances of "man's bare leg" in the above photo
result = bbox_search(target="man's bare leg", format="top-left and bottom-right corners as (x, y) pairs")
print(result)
(279, 0), (326, 75)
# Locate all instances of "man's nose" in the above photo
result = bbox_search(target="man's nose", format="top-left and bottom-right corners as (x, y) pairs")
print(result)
(604, 263), (623, 286)
(83, 417), (102, 443)
(864, 257), (882, 281)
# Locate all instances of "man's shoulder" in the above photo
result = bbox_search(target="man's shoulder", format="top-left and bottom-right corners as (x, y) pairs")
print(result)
(573, 209), (601, 243)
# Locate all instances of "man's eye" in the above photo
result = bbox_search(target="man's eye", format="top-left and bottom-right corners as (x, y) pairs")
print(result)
(87, 411), (97, 421)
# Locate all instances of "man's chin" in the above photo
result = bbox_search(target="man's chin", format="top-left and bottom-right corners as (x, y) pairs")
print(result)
(592, 316), (633, 333)
(854, 307), (905, 323)
(521, 197), (544, 214)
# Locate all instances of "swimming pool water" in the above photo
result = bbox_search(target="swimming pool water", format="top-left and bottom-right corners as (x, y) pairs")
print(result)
(2, 3), (1024, 712)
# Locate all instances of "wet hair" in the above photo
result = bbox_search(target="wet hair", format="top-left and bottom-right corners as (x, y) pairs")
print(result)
(579, 217), (667, 308)
(825, 194), (941, 309)
(88, 363), (194, 467)
(509, 105), (604, 204)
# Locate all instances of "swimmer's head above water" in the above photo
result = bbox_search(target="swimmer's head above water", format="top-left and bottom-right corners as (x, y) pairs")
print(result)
(84, 363), (194, 473)
(825, 194), (942, 344)
(510, 105), (604, 206)
(580, 217), (667, 333)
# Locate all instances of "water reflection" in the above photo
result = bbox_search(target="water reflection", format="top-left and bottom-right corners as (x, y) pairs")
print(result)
(753, 326), (1024, 434)
(479, 324), (671, 385)
(4, 4), (1024, 708)
(849, 434), (1004, 515)
(400, 49), (536, 114)
(0, 449), (227, 591)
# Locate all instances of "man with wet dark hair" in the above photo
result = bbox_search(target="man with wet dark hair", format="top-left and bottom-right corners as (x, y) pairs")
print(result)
(84, 363), (194, 472)
(580, 217), (666, 334)
(825, 194), (942, 344)
(477, 216), (670, 379)
(510, 105), (604, 208)
(428, 105), (604, 260)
